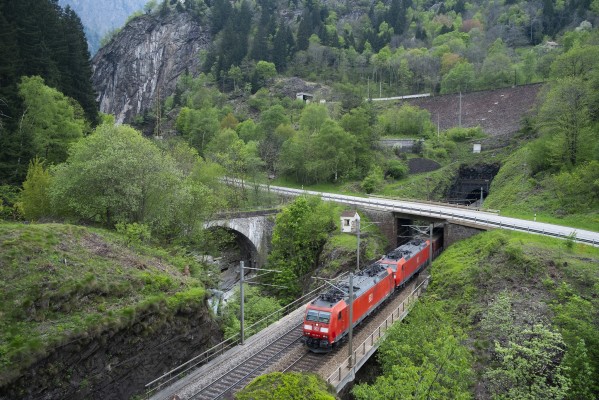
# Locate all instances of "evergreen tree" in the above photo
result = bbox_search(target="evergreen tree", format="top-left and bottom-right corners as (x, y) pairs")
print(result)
(210, 0), (232, 34)
(296, 14), (313, 51)
(272, 23), (289, 71)
(0, 0), (98, 183)
(60, 7), (98, 124)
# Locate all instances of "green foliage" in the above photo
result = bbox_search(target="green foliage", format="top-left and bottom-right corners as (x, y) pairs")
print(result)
(361, 165), (384, 194)
(49, 125), (223, 239)
(441, 61), (475, 94)
(562, 340), (595, 399)
(484, 324), (570, 399)
(115, 222), (151, 246)
(537, 77), (593, 168)
(0, 185), (23, 221)
(20, 157), (52, 220)
(18, 76), (86, 164)
(384, 159), (408, 180)
(353, 300), (473, 400)
(550, 45), (599, 80)
(176, 107), (221, 155)
(377, 105), (435, 138)
(236, 372), (335, 400)
(50, 124), (179, 229)
(221, 285), (281, 339)
(266, 196), (336, 301)
(445, 126), (485, 142)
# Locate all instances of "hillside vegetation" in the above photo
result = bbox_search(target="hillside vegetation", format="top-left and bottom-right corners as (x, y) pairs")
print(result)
(354, 230), (599, 399)
(0, 222), (211, 389)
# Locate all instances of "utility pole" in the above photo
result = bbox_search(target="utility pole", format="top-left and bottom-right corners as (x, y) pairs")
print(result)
(348, 272), (354, 367)
(356, 218), (361, 270)
(240, 261), (245, 345)
(480, 186), (484, 206)
(379, 80), (382, 98)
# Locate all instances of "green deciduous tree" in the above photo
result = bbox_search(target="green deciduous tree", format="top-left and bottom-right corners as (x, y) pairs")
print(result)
(361, 165), (384, 194)
(537, 77), (591, 168)
(377, 104), (434, 138)
(353, 300), (473, 399)
(176, 107), (220, 155)
(50, 124), (180, 229)
(267, 196), (336, 301)
(299, 103), (329, 134)
(21, 157), (52, 220)
(550, 45), (599, 80)
(221, 285), (282, 339)
(237, 372), (335, 400)
(18, 76), (86, 164)
(441, 61), (475, 94)
(485, 324), (570, 399)
(310, 120), (356, 182)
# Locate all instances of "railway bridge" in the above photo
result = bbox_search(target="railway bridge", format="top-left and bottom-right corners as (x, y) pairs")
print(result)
(145, 186), (598, 399)
(147, 274), (430, 400)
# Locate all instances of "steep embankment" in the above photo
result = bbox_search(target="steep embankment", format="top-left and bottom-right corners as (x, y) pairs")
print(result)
(92, 12), (211, 123)
(485, 145), (599, 231)
(0, 223), (220, 400)
(353, 230), (599, 398)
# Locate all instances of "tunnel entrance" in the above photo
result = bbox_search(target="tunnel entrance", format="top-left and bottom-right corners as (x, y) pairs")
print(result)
(445, 163), (500, 206)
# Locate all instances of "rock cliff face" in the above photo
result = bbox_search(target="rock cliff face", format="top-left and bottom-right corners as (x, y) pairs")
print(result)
(58, 0), (147, 54)
(92, 12), (210, 124)
(1, 305), (220, 400)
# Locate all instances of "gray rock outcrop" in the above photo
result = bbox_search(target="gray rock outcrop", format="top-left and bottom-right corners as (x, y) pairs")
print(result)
(92, 12), (211, 124)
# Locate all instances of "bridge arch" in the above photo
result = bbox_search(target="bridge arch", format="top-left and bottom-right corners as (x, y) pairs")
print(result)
(204, 226), (259, 269)
(204, 212), (276, 267)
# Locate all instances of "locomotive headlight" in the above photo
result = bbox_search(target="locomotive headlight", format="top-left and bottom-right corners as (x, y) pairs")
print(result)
(320, 327), (329, 333)
(304, 324), (313, 330)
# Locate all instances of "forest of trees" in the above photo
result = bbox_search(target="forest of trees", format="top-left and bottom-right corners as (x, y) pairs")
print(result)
(0, 0), (98, 184)
(138, 0), (599, 98)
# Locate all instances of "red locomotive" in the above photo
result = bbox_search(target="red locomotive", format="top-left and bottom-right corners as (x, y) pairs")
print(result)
(303, 238), (433, 352)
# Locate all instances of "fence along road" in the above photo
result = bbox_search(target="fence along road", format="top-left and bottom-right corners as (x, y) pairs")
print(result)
(260, 184), (599, 247)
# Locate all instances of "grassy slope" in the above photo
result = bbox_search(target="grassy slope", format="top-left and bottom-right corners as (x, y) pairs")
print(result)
(356, 230), (599, 398)
(485, 146), (599, 231)
(0, 222), (207, 386)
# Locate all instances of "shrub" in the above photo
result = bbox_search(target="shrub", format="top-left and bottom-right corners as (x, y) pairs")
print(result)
(116, 222), (151, 246)
(361, 166), (384, 193)
(237, 372), (335, 400)
(385, 160), (409, 180)
(445, 126), (485, 142)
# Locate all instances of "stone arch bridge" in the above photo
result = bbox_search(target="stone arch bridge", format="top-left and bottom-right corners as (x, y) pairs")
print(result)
(204, 210), (279, 268)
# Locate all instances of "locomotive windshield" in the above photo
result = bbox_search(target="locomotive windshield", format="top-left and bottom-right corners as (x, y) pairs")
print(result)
(306, 310), (331, 323)
(318, 312), (331, 323)
(306, 310), (319, 321)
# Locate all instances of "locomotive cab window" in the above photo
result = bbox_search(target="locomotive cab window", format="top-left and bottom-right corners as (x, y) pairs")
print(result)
(306, 310), (319, 322)
(319, 312), (331, 323)
(338, 311), (342, 320)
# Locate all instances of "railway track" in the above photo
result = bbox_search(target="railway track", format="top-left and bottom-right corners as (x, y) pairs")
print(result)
(188, 322), (304, 400)
(281, 348), (336, 374)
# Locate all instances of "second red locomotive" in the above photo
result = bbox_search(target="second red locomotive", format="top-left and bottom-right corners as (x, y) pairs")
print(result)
(303, 238), (432, 352)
